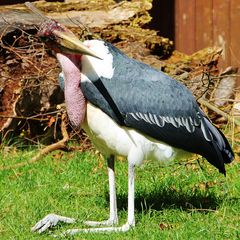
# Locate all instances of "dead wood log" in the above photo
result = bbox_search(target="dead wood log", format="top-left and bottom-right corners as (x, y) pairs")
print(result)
(214, 66), (238, 107)
(0, 0), (152, 32)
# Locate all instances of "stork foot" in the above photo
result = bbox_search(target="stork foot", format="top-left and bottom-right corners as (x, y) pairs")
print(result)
(31, 213), (76, 233)
(61, 222), (133, 236)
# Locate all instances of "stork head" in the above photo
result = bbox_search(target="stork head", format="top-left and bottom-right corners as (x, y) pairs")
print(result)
(38, 19), (102, 60)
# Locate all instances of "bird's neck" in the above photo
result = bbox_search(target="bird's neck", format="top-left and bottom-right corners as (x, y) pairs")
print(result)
(56, 53), (86, 128)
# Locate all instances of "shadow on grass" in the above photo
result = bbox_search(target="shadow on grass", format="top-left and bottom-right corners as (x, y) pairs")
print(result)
(105, 187), (221, 213)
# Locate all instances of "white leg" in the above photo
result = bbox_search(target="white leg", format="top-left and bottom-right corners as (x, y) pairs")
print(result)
(32, 155), (119, 234)
(108, 156), (119, 224)
(61, 162), (136, 235)
(85, 155), (118, 226)
(126, 162), (135, 227)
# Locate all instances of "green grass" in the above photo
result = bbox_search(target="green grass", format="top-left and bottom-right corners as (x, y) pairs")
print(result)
(0, 146), (240, 239)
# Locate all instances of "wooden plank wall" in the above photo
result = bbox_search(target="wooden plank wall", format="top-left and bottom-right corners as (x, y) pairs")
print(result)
(175, 0), (240, 71)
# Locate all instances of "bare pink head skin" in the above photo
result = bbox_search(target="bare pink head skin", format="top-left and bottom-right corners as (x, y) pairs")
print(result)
(39, 20), (86, 128)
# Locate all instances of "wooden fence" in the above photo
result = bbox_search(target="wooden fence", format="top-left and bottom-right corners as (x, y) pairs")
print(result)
(174, 0), (240, 71)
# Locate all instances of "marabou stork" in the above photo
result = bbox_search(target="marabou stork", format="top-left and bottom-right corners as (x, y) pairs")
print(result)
(29, 5), (234, 236)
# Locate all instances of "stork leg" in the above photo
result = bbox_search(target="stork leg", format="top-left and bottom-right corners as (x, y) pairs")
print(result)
(31, 155), (119, 234)
(32, 155), (137, 235)
(60, 161), (136, 235)
(85, 155), (118, 226)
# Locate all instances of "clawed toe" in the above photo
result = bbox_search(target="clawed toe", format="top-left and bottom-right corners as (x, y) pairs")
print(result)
(31, 214), (76, 233)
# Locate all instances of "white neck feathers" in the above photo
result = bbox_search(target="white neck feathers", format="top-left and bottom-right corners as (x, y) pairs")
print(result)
(81, 40), (114, 81)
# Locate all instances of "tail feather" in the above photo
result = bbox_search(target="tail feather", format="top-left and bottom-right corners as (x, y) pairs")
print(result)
(202, 116), (234, 174)
(214, 127), (234, 163)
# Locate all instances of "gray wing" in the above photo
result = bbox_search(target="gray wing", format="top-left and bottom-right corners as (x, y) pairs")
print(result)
(119, 74), (201, 133)
(110, 73), (209, 153)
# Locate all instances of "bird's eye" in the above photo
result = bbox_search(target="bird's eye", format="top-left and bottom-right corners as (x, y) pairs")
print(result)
(40, 35), (55, 43)
(40, 36), (47, 41)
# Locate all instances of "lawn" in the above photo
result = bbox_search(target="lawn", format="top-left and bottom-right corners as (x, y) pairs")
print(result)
(0, 145), (239, 239)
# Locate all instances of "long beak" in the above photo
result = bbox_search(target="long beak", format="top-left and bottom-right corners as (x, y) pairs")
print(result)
(53, 30), (103, 60)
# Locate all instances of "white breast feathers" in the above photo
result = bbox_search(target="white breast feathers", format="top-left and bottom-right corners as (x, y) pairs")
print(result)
(82, 103), (187, 166)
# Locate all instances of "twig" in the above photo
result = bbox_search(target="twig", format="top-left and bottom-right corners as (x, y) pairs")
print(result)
(198, 98), (240, 126)
(0, 115), (49, 121)
(210, 74), (240, 80)
(0, 113), (69, 170)
(209, 98), (240, 103)
(0, 108), (65, 121)
(25, 2), (49, 20)
(0, 43), (43, 73)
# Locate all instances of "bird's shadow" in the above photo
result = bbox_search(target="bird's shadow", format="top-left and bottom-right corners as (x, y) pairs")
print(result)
(105, 187), (221, 213)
